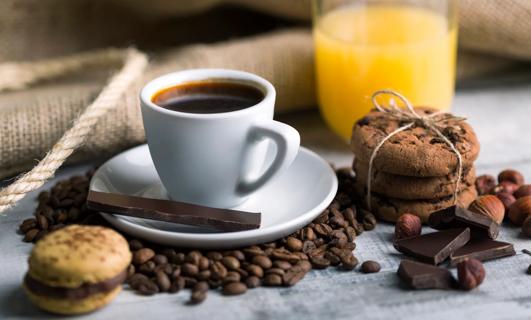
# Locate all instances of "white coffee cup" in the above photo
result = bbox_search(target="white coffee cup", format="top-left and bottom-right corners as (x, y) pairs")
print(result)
(140, 69), (300, 208)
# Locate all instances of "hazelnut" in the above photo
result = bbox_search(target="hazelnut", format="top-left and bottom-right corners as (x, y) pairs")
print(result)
(514, 185), (531, 199)
(468, 195), (505, 224)
(523, 216), (531, 237)
(475, 174), (496, 196)
(457, 258), (485, 290)
(508, 196), (531, 226)
(495, 192), (516, 211)
(498, 169), (524, 186)
(394, 213), (421, 241)
(491, 181), (519, 195)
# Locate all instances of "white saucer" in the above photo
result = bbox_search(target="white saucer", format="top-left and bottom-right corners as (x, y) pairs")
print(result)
(90, 144), (337, 249)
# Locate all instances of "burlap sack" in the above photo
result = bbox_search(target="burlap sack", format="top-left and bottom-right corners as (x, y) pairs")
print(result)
(1, 0), (530, 182)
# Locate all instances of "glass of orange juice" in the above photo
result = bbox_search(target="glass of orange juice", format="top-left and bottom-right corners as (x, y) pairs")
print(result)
(313, 0), (458, 141)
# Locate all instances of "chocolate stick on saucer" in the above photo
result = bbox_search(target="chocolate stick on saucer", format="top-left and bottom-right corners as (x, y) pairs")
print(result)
(86, 191), (261, 232)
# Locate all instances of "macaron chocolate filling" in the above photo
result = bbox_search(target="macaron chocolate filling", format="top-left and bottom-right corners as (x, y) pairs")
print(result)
(24, 269), (127, 300)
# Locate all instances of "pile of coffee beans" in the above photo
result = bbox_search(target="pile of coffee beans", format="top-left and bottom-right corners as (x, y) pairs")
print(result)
(18, 166), (378, 304)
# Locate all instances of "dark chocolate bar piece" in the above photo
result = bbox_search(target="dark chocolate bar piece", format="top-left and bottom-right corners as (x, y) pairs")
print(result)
(394, 228), (470, 265)
(87, 191), (261, 232)
(428, 205), (499, 239)
(397, 260), (456, 290)
(449, 238), (515, 266)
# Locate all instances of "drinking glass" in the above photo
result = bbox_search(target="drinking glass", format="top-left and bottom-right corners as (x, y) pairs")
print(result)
(313, 0), (458, 141)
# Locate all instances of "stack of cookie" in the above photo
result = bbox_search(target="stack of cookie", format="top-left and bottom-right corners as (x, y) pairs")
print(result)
(351, 108), (480, 223)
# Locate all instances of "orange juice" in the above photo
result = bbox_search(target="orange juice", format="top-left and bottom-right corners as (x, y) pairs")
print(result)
(314, 5), (457, 141)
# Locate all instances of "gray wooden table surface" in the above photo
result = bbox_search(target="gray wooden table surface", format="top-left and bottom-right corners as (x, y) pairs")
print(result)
(2, 72), (531, 319)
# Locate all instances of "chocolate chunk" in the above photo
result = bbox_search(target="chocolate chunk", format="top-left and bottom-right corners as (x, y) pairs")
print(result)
(86, 191), (260, 232)
(428, 205), (499, 239)
(449, 239), (515, 266)
(24, 269), (127, 300)
(397, 260), (456, 289)
(394, 228), (470, 265)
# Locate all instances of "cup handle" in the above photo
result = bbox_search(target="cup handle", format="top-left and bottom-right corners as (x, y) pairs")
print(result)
(237, 120), (300, 195)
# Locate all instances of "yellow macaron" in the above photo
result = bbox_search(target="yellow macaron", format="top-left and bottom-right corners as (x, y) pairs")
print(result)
(23, 225), (132, 315)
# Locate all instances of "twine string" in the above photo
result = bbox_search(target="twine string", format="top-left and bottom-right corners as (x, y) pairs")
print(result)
(0, 48), (148, 214)
(366, 89), (465, 210)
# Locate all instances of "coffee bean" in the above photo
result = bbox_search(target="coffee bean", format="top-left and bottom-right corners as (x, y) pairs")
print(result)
(194, 281), (209, 292)
(173, 253), (186, 265)
(314, 238), (325, 247)
(171, 266), (181, 279)
(139, 261), (156, 274)
(208, 279), (223, 289)
(359, 209), (377, 231)
(186, 251), (202, 265)
(182, 263), (199, 277)
(228, 250), (245, 261)
(36, 214), (49, 230)
(155, 263), (173, 275)
(33, 230), (47, 242)
(128, 273), (149, 287)
(265, 268), (285, 278)
(206, 251), (224, 261)
(210, 261), (228, 280)
(342, 207), (357, 227)
(190, 282), (208, 304)
(169, 277), (185, 293)
(243, 246), (264, 257)
(235, 267), (248, 278)
(314, 223), (332, 237)
(324, 251), (341, 266)
(161, 248), (177, 261)
(245, 276), (261, 288)
(38, 191), (51, 203)
(153, 254), (168, 265)
(133, 248), (155, 265)
(262, 242), (277, 249)
(263, 274), (283, 286)
(183, 276), (198, 288)
(361, 260), (381, 273)
(313, 210), (329, 224)
(136, 279), (159, 295)
(129, 239), (144, 251)
(271, 251), (300, 264)
(198, 256), (210, 270)
(222, 256), (240, 270)
(197, 270), (211, 281)
(302, 227), (316, 241)
(341, 254), (358, 270)
(283, 262), (310, 286)
(246, 264), (264, 278)
(310, 255), (330, 269)
(252, 255), (272, 269)
(302, 241), (316, 254)
(223, 271), (241, 284)
(55, 211), (68, 224)
(19, 219), (37, 234)
(273, 260), (292, 270)
(286, 237), (303, 252)
(23, 229), (39, 242)
(222, 282), (247, 295)
(155, 270), (171, 292)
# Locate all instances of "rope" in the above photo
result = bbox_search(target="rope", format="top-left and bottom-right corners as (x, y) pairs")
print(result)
(0, 48), (148, 213)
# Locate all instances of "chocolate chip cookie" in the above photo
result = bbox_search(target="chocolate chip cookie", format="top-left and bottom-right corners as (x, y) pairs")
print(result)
(354, 161), (476, 200)
(357, 185), (478, 223)
(351, 108), (480, 177)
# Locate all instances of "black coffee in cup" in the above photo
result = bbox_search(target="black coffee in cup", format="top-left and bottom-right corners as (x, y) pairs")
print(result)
(152, 81), (265, 114)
